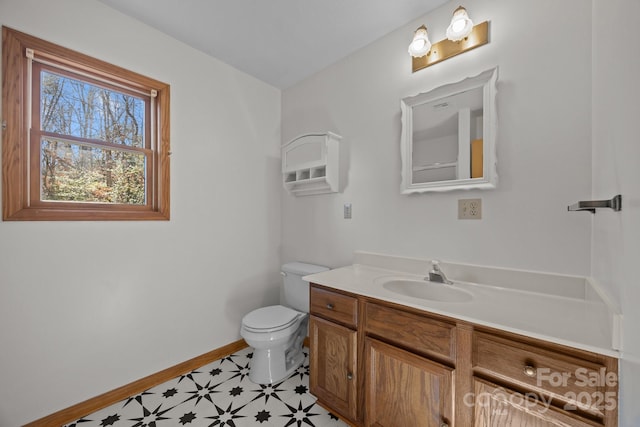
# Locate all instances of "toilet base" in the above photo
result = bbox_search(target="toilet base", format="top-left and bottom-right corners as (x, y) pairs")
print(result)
(246, 318), (308, 384)
(248, 345), (305, 385)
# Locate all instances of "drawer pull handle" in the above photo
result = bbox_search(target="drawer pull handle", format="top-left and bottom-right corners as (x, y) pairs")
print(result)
(326, 303), (334, 310)
(523, 365), (537, 377)
(440, 423), (449, 427)
(347, 372), (353, 380)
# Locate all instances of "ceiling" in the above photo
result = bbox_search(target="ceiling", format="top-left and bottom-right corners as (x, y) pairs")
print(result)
(97, 0), (449, 89)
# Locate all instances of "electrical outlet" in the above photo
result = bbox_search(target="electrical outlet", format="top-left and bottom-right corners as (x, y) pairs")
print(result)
(344, 203), (352, 219)
(458, 198), (482, 219)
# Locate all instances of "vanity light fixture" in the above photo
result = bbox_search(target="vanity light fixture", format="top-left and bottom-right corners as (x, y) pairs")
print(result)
(446, 6), (474, 41)
(409, 5), (489, 73)
(408, 25), (431, 57)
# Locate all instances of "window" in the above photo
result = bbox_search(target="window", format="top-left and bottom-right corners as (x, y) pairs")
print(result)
(2, 27), (170, 220)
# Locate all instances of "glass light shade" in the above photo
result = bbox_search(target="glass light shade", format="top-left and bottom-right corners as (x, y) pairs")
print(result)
(446, 6), (474, 41)
(408, 25), (431, 57)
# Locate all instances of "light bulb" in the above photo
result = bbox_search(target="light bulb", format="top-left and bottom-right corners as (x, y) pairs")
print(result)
(446, 6), (474, 42)
(408, 25), (431, 57)
(452, 20), (466, 33)
(411, 39), (427, 52)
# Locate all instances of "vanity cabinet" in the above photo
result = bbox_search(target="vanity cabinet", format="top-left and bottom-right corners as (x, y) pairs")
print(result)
(365, 338), (454, 426)
(473, 378), (595, 427)
(309, 286), (359, 423)
(309, 316), (358, 421)
(308, 284), (618, 427)
(472, 329), (618, 427)
(364, 302), (456, 363)
(364, 302), (458, 426)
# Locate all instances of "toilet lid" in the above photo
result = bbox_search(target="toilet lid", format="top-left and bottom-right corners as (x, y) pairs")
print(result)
(242, 305), (302, 331)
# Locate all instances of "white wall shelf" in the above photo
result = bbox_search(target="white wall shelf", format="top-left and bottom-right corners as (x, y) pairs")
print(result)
(282, 132), (342, 196)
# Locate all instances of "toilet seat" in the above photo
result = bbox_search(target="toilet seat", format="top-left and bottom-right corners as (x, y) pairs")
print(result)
(242, 305), (302, 333)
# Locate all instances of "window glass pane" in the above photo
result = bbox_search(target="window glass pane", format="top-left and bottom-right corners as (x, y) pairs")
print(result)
(40, 138), (146, 205)
(40, 70), (145, 147)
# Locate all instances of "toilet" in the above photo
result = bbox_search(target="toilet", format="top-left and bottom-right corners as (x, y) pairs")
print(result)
(240, 262), (329, 384)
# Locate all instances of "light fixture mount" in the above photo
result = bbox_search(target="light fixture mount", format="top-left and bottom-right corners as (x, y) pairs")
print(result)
(412, 20), (489, 73)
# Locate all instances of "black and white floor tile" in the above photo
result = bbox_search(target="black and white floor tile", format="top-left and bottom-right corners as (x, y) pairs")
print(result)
(65, 347), (348, 427)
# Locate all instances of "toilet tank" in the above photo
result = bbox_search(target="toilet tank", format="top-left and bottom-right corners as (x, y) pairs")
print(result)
(282, 262), (329, 312)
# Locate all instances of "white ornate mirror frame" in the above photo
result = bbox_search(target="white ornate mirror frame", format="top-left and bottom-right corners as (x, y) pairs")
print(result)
(400, 67), (498, 193)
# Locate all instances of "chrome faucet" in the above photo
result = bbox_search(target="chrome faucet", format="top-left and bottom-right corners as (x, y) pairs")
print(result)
(428, 260), (453, 285)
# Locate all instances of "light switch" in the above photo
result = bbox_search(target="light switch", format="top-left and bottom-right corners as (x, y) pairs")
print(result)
(344, 203), (352, 219)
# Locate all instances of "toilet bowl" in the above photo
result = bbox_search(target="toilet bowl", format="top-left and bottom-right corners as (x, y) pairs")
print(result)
(241, 305), (308, 384)
(240, 262), (329, 384)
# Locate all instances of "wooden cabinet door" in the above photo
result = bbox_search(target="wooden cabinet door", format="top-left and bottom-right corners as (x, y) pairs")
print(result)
(473, 378), (595, 427)
(309, 315), (358, 421)
(365, 338), (454, 427)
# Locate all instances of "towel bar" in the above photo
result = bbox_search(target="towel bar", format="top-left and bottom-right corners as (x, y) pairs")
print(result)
(568, 195), (622, 214)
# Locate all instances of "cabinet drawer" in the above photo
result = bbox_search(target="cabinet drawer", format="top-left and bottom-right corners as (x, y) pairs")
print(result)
(473, 377), (596, 427)
(365, 303), (456, 362)
(473, 332), (613, 418)
(310, 286), (358, 328)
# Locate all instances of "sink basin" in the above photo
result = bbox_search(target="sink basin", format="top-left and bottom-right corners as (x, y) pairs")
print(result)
(382, 279), (473, 303)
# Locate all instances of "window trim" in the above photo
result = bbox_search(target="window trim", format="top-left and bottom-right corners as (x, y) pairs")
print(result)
(2, 26), (170, 220)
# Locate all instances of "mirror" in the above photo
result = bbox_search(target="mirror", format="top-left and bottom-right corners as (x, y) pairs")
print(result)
(400, 67), (498, 193)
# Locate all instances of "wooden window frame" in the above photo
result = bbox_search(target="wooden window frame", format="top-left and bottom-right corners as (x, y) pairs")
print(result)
(2, 27), (170, 221)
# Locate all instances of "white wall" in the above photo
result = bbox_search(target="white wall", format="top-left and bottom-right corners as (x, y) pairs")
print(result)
(0, 0), (282, 425)
(282, 0), (593, 275)
(592, 0), (640, 424)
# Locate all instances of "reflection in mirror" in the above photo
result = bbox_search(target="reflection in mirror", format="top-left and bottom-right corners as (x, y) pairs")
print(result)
(412, 86), (483, 183)
(400, 67), (497, 193)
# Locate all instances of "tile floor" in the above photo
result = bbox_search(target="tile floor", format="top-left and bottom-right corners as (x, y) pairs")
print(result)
(65, 347), (348, 427)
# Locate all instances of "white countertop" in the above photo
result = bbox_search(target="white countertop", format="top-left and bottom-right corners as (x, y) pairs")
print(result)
(303, 252), (621, 357)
